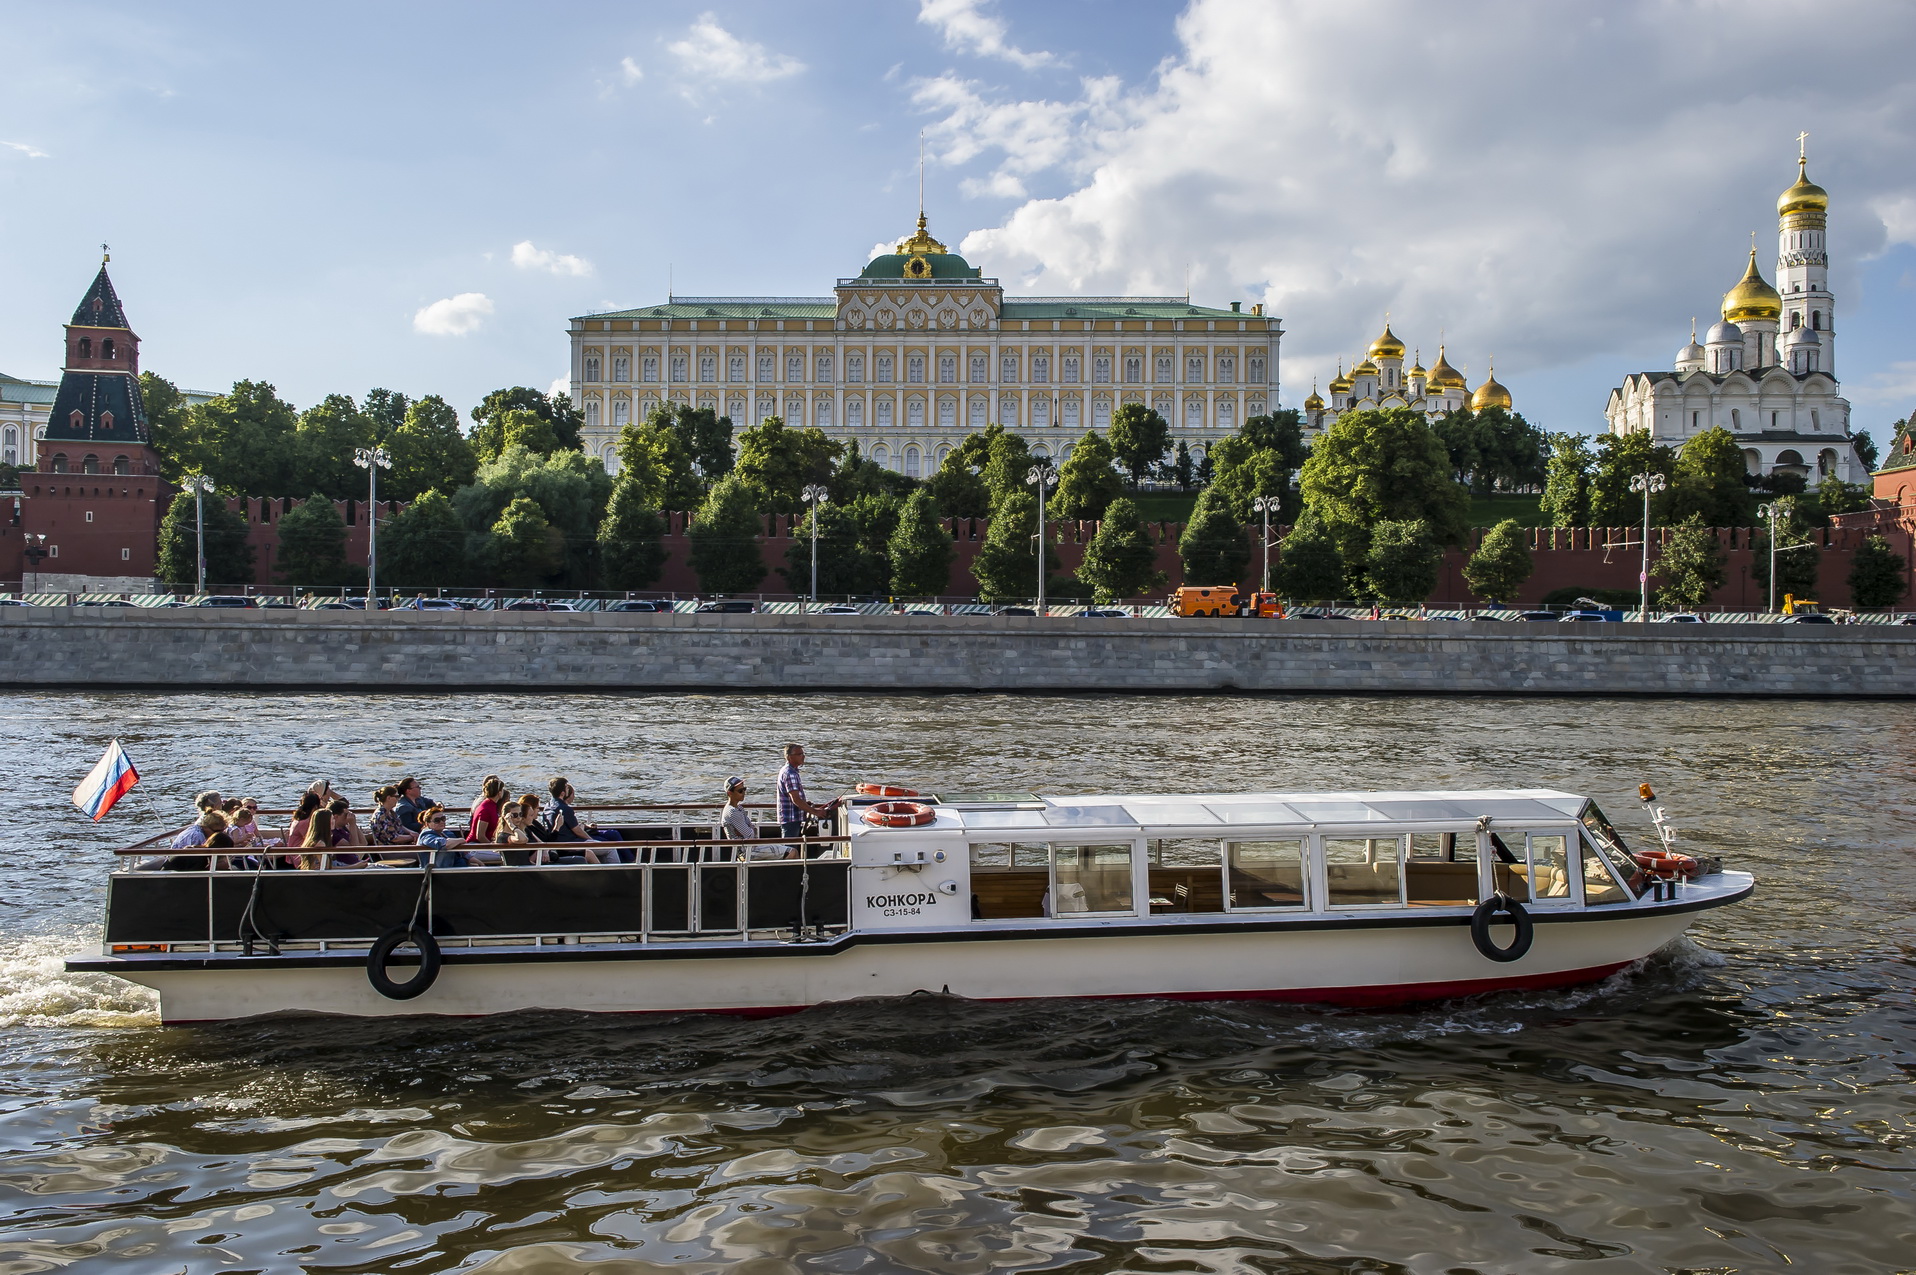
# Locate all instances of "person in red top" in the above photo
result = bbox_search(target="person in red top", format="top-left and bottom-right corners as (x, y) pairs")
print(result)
(469, 776), (507, 845)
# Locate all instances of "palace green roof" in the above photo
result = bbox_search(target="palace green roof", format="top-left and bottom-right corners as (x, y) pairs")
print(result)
(577, 297), (1264, 323)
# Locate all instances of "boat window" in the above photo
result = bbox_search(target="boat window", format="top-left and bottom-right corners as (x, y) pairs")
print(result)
(1053, 843), (1135, 914)
(1404, 831), (1481, 906)
(968, 842), (1048, 919)
(1579, 803), (1642, 891)
(1527, 834), (1574, 902)
(1323, 836), (1404, 907)
(1149, 839), (1226, 914)
(1580, 833), (1633, 905)
(1226, 841), (1307, 910)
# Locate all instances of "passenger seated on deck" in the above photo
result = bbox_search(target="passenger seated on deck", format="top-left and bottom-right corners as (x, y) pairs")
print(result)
(285, 791), (323, 853)
(157, 810), (227, 870)
(469, 777), (507, 845)
(169, 790), (222, 851)
(720, 777), (787, 860)
(325, 797), (372, 868)
(533, 785), (602, 865)
(368, 786), (416, 848)
(418, 805), (501, 867)
(297, 809), (354, 871)
(394, 776), (432, 836)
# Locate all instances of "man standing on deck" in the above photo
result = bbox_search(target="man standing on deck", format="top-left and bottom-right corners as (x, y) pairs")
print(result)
(777, 744), (837, 853)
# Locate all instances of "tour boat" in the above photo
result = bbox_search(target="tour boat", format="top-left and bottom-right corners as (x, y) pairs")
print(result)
(69, 787), (1751, 1023)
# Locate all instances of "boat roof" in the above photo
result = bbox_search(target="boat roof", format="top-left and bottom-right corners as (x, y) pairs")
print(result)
(861, 789), (1590, 834)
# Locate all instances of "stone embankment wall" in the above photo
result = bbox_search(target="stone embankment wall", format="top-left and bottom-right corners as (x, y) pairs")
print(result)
(3, 610), (1909, 697)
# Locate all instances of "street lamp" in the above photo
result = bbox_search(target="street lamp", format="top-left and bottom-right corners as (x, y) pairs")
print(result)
(1252, 494), (1282, 594)
(802, 483), (828, 607)
(1026, 458), (1059, 616)
(1628, 471), (1666, 620)
(179, 473), (216, 594)
(353, 447), (392, 610)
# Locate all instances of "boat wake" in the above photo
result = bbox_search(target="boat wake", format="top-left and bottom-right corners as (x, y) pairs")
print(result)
(0, 931), (159, 1029)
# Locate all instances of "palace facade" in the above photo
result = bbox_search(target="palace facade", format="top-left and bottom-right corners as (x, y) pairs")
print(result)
(566, 216), (1281, 475)
(1604, 148), (1863, 483)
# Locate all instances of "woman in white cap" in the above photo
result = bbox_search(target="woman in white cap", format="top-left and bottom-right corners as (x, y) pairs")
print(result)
(719, 777), (786, 859)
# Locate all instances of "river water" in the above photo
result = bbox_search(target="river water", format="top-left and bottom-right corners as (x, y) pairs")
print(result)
(0, 691), (1910, 1273)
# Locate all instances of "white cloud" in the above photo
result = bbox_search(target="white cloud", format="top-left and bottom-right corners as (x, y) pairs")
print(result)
(1855, 360), (1916, 409)
(511, 240), (592, 277)
(412, 292), (494, 336)
(668, 14), (803, 84)
(917, 0), (1053, 70)
(548, 376), (572, 397)
(923, 0), (1916, 425)
(620, 56), (644, 85)
(2, 140), (49, 159)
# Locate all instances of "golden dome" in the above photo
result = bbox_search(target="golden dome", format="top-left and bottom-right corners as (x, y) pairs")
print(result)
(1354, 358), (1380, 376)
(1721, 249), (1782, 323)
(1426, 345), (1466, 390)
(1470, 360), (1512, 411)
(1304, 381), (1325, 411)
(1368, 323), (1406, 361)
(1328, 361), (1352, 393)
(1777, 157), (1829, 218)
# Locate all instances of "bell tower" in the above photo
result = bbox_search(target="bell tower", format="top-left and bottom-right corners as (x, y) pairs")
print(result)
(1776, 135), (1834, 375)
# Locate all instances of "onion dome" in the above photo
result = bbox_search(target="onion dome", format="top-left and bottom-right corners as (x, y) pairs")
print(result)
(1777, 157), (1829, 219)
(1706, 317), (1743, 346)
(1425, 346), (1466, 390)
(1354, 358), (1380, 377)
(1470, 361), (1512, 411)
(1368, 323), (1406, 361)
(1677, 318), (1705, 368)
(1407, 350), (1427, 379)
(1304, 382), (1325, 410)
(1328, 361), (1352, 393)
(1722, 249), (1782, 323)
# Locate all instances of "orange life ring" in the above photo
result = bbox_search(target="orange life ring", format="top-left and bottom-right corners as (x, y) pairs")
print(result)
(1634, 850), (1697, 878)
(861, 801), (935, 828)
(856, 783), (920, 798)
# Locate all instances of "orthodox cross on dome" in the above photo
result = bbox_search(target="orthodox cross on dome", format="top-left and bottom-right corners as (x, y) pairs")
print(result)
(1798, 130), (1808, 160)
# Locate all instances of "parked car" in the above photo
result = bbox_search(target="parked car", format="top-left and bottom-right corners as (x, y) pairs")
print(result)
(1509, 611), (1559, 622)
(1078, 608), (1130, 619)
(904, 607), (943, 616)
(1783, 613), (1836, 624)
(1558, 610), (1611, 622)
(257, 598), (297, 609)
(994, 606), (1037, 617)
(1897, 616), (1916, 626)
(545, 601), (580, 612)
(313, 601), (360, 610)
(502, 600), (549, 611)
(405, 598), (467, 611)
(334, 597), (390, 610)
(1660, 613), (1704, 623)
(0, 598), (32, 607)
(607, 600), (670, 613)
(155, 600), (190, 608)
(196, 595), (258, 609)
(694, 600), (756, 614)
(1288, 610), (1332, 620)
(813, 603), (861, 615)
(75, 599), (137, 607)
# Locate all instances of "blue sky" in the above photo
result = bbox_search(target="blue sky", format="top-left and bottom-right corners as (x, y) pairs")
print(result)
(3, 0), (1914, 443)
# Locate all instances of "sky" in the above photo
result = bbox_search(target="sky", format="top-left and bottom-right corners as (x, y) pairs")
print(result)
(3, 0), (1915, 441)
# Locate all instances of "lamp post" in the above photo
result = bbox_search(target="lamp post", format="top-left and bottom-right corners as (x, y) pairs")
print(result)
(802, 483), (828, 607)
(21, 533), (48, 592)
(353, 447), (392, 610)
(179, 473), (216, 594)
(1026, 458), (1058, 616)
(1252, 494), (1281, 594)
(1628, 471), (1666, 620)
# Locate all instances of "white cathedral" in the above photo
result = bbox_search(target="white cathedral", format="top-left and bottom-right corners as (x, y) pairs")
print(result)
(1604, 149), (1862, 483)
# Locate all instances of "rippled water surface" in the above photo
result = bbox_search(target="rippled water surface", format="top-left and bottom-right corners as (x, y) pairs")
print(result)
(1, 691), (1912, 1274)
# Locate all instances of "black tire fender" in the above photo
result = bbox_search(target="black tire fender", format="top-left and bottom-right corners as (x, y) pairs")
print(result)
(1470, 895), (1533, 963)
(367, 925), (442, 1000)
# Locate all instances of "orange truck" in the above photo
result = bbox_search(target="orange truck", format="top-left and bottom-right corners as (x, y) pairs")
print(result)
(1169, 587), (1283, 618)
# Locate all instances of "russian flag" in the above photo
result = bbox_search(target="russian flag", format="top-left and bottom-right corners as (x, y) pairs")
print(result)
(73, 740), (139, 822)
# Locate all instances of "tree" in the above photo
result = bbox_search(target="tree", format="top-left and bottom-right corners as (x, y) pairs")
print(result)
(453, 445), (613, 586)
(1540, 433), (1593, 527)
(139, 372), (193, 483)
(924, 449), (991, 518)
(1107, 403), (1172, 486)
(971, 488), (1055, 603)
(386, 395), (479, 501)
(1849, 534), (1908, 610)
(184, 380), (301, 495)
(652, 402), (735, 479)
(1750, 498), (1821, 605)
(274, 494), (351, 585)
(973, 425), (1034, 504)
(732, 416), (840, 513)
(292, 393), (377, 499)
(596, 479), (668, 591)
(1273, 516), (1344, 600)
(1814, 474), (1869, 518)
(470, 387), (583, 459)
(1207, 434), (1298, 522)
(686, 475), (768, 594)
(1172, 440), (1195, 490)
(1053, 431), (1123, 521)
(1854, 428), (1880, 474)
(363, 388), (411, 440)
(888, 490), (955, 597)
(781, 501), (888, 597)
(1462, 519), (1533, 604)
(156, 489), (254, 587)
(1670, 428), (1756, 527)
(1077, 497), (1165, 602)
(614, 419), (703, 512)
(1299, 408), (1469, 564)
(1177, 489), (1250, 587)
(1366, 518), (1442, 602)
(1655, 516), (1726, 610)
(1436, 407), (1548, 494)
(482, 496), (563, 588)
(379, 489), (467, 586)
(1588, 432), (1678, 528)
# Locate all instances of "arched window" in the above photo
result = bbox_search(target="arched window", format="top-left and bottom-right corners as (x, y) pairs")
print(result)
(112, 455), (129, 475)
(904, 446), (921, 478)
(103, 339), (115, 360)
(815, 399), (833, 428)
(875, 399), (893, 429)
(78, 337), (91, 359)
(612, 399), (629, 428)
(584, 356), (601, 382)
(51, 454), (67, 473)
(871, 443), (892, 469)
(81, 454), (100, 474)
(846, 399), (864, 428)
(2, 426), (15, 466)
(584, 399), (601, 427)
(934, 443), (951, 468)
(1812, 311), (1822, 331)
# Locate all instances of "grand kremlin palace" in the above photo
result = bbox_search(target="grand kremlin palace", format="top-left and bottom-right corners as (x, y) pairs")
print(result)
(565, 216), (1280, 476)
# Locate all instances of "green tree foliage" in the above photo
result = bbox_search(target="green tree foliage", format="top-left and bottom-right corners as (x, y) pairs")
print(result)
(1299, 408), (1469, 565)
(378, 490), (467, 586)
(1540, 433), (1593, 527)
(385, 395), (478, 501)
(179, 380), (301, 495)
(647, 402), (735, 479)
(1462, 519), (1533, 604)
(1669, 428), (1756, 526)
(732, 417), (841, 513)
(1814, 474), (1869, 518)
(1750, 498), (1821, 606)
(274, 494), (351, 585)
(1366, 518), (1442, 602)
(1588, 431), (1678, 527)
(453, 445), (612, 586)
(687, 475), (768, 594)
(470, 387), (582, 459)
(828, 444), (916, 507)
(1052, 431), (1123, 520)
(596, 479), (668, 592)
(138, 372), (193, 483)
(292, 394), (376, 500)
(156, 489), (254, 587)
(924, 448), (991, 518)
(1273, 516), (1344, 600)
(1853, 428), (1880, 474)
(1655, 516), (1727, 610)
(1177, 489), (1251, 588)
(1107, 403), (1172, 486)
(482, 496), (563, 588)
(971, 488), (1056, 602)
(954, 424), (1033, 505)
(1077, 497), (1165, 602)
(1208, 411), (1309, 520)
(614, 419), (703, 512)
(1172, 440), (1195, 489)
(1433, 407), (1548, 494)
(1848, 534), (1908, 610)
(781, 501), (889, 598)
(362, 388), (411, 440)
(888, 490), (955, 597)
